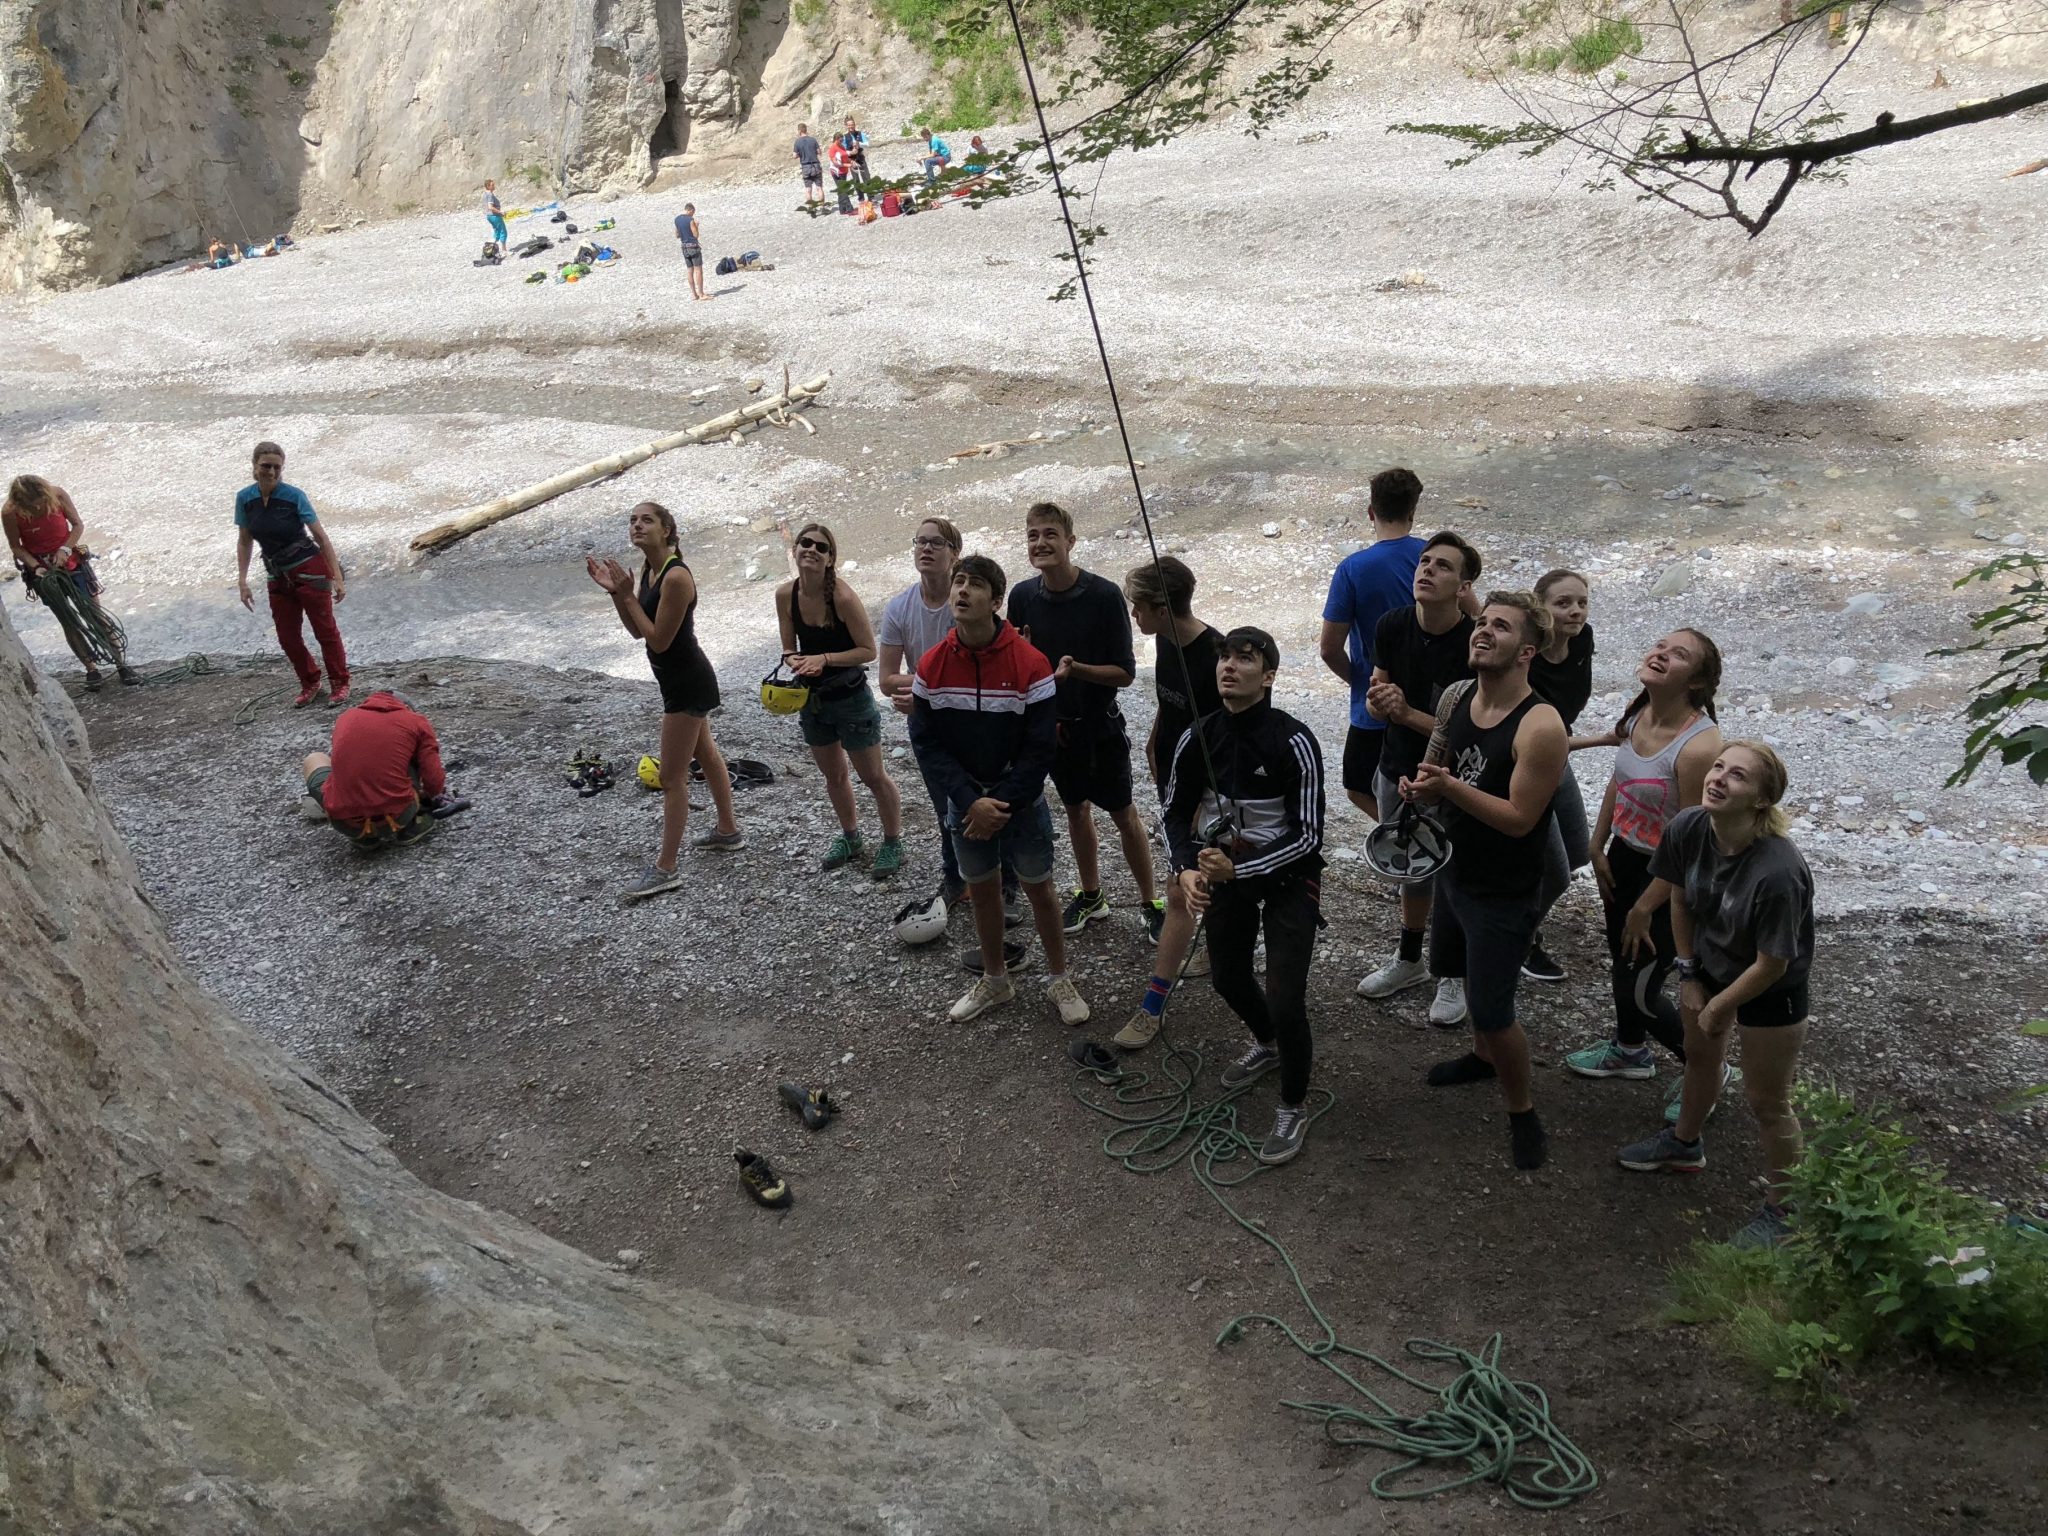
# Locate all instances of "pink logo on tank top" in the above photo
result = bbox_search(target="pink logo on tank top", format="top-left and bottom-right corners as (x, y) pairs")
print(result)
(1613, 776), (1677, 849)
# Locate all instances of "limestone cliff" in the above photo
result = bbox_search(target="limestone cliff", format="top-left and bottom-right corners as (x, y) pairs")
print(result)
(0, 600), (1166, 1531)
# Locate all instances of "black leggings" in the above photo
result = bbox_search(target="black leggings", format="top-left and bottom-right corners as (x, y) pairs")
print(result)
(1207, 872), (1320, 1105)
(1604, 838), (1686, 1060)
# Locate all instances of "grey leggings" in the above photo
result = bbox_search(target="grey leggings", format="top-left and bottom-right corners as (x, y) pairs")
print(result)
(1536, 761), (1590, 915)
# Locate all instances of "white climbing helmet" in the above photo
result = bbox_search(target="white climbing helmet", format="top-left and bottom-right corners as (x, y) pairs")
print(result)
(1363, 802), (1452, 885)
(892, 893), (950, 946)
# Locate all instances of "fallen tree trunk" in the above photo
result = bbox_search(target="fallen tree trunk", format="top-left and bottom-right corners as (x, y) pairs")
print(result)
(410, 372), (832, 553)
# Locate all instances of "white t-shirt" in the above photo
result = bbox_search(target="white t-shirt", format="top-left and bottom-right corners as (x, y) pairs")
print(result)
(879, 583), (955, 673)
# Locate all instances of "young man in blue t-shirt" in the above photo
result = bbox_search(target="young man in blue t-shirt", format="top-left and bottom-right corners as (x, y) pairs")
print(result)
(1318, 466), (1427, 819)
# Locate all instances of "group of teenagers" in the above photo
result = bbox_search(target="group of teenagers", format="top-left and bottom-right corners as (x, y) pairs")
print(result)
(597, 469), (1817, 1246)
(791, 117), (995, 217)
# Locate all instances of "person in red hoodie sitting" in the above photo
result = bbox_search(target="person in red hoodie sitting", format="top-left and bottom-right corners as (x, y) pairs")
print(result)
(301, 690), (457, 848)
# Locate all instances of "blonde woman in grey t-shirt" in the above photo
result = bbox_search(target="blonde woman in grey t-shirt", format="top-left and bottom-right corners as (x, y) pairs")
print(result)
(1617, 741), (1816, 1250)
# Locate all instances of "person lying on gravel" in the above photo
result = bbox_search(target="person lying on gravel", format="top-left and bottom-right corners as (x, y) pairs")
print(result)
(301, 690), (455, 849)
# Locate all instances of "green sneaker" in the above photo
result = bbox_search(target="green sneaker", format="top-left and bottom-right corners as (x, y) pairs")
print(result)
(870, 835), (905, 881)
(1564, 1040), (1656, 1080)
(1664, 1063), (1741, 1125)
(822, 831), (864, 870)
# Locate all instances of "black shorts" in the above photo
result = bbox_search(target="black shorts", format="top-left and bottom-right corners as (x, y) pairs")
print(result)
(1342, 725), (1386, 796)
(802, 167), (823, 185)
(1429, 872), (1540, 1034)
(683, 250), (703, 268)
(1050, 715), (1135, 814)
(656, 671), (719, 718)
(1702, 972), (1810, 1029)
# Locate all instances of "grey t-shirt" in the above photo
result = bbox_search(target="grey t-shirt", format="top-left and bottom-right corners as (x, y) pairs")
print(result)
(879, 583), (954, 672)
(1651, 806), (1814, 988)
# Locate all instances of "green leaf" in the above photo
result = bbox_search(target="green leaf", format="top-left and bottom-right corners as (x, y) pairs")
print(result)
(2024, 1020), (2048, 1038)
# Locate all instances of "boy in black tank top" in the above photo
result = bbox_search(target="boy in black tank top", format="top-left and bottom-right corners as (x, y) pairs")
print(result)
(1400, 594), (1568, 1171)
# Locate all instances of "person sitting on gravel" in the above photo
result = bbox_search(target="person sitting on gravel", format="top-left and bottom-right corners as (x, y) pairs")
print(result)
(776, 522), (905, 879)
(911, 555), (1088, 1028)
(4, 474), (140, 691)
(302, 690), (454, 849)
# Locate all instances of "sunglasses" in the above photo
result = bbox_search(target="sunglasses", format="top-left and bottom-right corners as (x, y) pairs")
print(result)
(795, 537), (831, 553)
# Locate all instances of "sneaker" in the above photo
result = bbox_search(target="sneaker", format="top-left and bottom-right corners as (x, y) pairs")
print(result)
(949, 972), (1016, 1023)
(1565, 1040), (1657, 1080)
(292, 679), (323, 708)
(1428, 977), (1468, 1029)
(1184, 940), (1211, 978)
(1258, 1102), (1309, 1165)
(693, 827), (746, 851)
(1112, 1007), (1161, 1050)
(1663, 1063), (1741, 1125)
(620, 863), (682, 903)
(1357, 954), (1428, 999)
(1731, 1203), (1793, 1250)
(822, 831), (863, 870)
(1522, 940), (1566, 983)
(1509, 1110), (1549, 1171)
(1046, 975), (1090, 1026)
(870, 836), (905, 880)
(1145, 898), (1166, 942)
(1425, 1052), (1497, 1088)
(1617, 1126), (1706, 1174)
(1002, 886), (1025, 929)
(1220, 1042), (1279, 1088)
(963, 941), (1029, 976)
(328, 682), (352, 707)
(941, 877), (968, 908)
(117, 663), (142, 686)
(82, 670), (104, 693)
(1062, 888), (1112, 934)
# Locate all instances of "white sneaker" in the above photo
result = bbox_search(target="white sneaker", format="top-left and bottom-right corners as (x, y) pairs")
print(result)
(949, 973), (1016, 1023)
(1046, 975), (1091, 1026)
(1184, 941), (1211, 979)
(1429, 977), (1469, 1028)
(1357, 954), (1428, 999)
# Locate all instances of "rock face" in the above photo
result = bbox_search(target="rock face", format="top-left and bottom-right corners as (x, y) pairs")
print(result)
(0, 0), (753, 289)
(0, 602), (1166, 1533)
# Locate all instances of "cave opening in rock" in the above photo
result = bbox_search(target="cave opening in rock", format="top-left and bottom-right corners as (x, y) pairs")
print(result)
(649, 77), (686, 160)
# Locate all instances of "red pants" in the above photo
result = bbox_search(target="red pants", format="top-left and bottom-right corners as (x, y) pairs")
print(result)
(268, 554), (349, 688)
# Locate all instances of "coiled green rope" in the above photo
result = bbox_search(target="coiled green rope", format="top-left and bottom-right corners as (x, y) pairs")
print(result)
(29, 564), (127, 667)
(1071, 1037), (1599, 1509)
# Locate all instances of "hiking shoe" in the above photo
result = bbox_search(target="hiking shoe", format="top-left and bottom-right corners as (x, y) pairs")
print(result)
(1510, 1111), (1549, 1171)
(1357, 954), (1428, 999)
(328, 682), (352, 707)
(1565, 1040), (1657, 1080)
(1184, 940), (1211, 978)
(1145, 898), (1167, 942)
(1046, 975), (1090, 1026)
(1425, 1052), (1497, 1088)
(292, 679), (322, 708)
(82, 670), (104, 692)
(1732, 1203), (1793, 1250)
(1062, 888), (1112, 934)
(949, 972), (1016, 1023)
(1664, 1063), (1741, 1124)
(1221, 1042), (1280, 1088)
(117, 663), (142, 686)
(1112, 1007), (1162, 1050)
(822, 831), (864, 870)
(870, 836), (906, 880)
(734, 1146), (792, 1209)
(1522, 940), (1566, 983)
(1002, 885), (1025, 929)
(1618, 1126), (1706, 1174)
(620, 864), (682, 903)
(1258, 1102), (1309, 1165)
(963, 941), (1029, 976)
(693, 827), (746, 851)
(1428, 978), (1469, 1029)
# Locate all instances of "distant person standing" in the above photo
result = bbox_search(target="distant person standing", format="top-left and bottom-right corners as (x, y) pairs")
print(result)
(235, 440), (351, 709)
(827, 137), (856, 215)
(839, 117), (872, 185)
(482, 180), (508, 248)
(920, 128), (952, 185)
(793, 123), (825, 212)
(674, 203), (707, 301)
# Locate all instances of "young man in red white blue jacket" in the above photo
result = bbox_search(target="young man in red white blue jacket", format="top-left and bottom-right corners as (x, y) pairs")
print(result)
(910, 554), (1091, 1028)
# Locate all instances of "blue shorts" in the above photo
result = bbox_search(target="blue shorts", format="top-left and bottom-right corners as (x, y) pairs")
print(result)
(949, 796), (1056, 886)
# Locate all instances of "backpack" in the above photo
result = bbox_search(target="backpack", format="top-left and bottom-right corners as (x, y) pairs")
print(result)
(714, 255), (738, 276)
(881, 191), (901, 218)
(901, 194), (918, 216)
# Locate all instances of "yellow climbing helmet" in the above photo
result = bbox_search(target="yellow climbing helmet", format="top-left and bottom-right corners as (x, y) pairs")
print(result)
(637, 754), (663, 790)
(760, 661), (810, 716)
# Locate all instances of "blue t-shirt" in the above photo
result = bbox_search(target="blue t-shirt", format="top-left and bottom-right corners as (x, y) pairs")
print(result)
(235, 481), (321, 569)
(928, 137), (950, 159)
(673, 214), (700, 250)
(1322, 535), (1424, 730)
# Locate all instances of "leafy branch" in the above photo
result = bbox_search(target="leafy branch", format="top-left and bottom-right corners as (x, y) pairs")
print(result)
(1933, 552), (2048, 788)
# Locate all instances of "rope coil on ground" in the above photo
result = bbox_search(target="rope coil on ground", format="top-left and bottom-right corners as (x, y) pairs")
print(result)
(30, 565), (127, 667)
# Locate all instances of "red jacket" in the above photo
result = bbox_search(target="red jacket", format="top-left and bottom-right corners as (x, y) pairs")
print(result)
(324, 692), (445, 823)
(908, 620), (1056, 815)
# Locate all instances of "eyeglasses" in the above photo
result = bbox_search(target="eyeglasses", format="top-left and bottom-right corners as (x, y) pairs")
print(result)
(911, 537), (950, 550)
(795, 537), (831, 553)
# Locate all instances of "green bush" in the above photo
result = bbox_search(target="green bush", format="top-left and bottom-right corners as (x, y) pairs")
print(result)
(1515, 16), (1642, 74)
(875, 0), (1087, 131)
(1669, 1085), (2048, 1404)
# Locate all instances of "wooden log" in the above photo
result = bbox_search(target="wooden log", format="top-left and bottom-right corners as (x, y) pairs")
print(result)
(410, 372), (832, 553)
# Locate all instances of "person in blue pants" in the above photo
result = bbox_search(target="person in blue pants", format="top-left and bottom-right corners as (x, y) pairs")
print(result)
(483, 180), (508, 248)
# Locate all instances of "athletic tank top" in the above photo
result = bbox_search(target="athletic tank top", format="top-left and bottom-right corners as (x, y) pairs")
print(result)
(639, 556), (701, 671)
(1610, 710), (1716, 853)
(792, 584), (863, 694)
(1441, 688), (1550, 896)
(14, 505), (73, 563)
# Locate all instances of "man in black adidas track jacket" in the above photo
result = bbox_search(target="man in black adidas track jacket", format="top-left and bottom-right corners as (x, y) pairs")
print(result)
(1163, 626), (1326, 1166)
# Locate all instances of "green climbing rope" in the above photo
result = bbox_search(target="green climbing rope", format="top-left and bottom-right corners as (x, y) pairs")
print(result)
(29, 564), (127, 667)
(1071, 1036), (1599, 1509)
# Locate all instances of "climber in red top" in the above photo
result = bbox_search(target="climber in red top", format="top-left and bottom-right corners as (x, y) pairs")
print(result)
(3, 474), (140, 690)
(301, 690), (456, 848)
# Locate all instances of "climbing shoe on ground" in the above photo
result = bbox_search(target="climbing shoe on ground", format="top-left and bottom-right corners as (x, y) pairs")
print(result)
(870, 836), (905, 881)
(1521, 940), (1567, 983)
(620, 864), (682, 903)
(1618, 1126), (1705, 1174)
(1425, 1052), (1497, 1088)
(117, 663), (142, 686)
(1046, 975), (1090, 1026)
(822, 830), (864, 870)
(1112, 1007), (1161, 1051)
(1067, 1038), (1118, 1074)
(1145, 898), (1167, 943)
(1221, 1042), (1279, 1088)
(1357, 954), (1427, 999)
(1509, 1110), (1549, 1171)
(734, 1146), (792, 1209)
(1002, 885), (1025, 929)
(962, 941), (1029, 976)
(693, 827), (746, 851)
(329, 682), (352, 707)
(1428, 977), (1469, 1028)
(81, 670), (104, 692)
(1664, 1063), (1740, 1124)
(292, 678), (323, 708)
(1732, 1203), (1793, 1250)
(779, 1081), (838, 1131)
(949, 973), (1016, 1023)
(1062, 888), (1111, 934)
(1565, 1040), (1656, 1080)
(1258, 1103), (1308, 1166)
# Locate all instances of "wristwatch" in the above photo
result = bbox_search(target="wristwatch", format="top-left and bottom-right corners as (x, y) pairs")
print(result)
(1674, 958), (1699, 981)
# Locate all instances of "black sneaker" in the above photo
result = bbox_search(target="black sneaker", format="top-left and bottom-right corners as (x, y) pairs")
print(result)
(1425, 1052), (1498, 1088)
(1062, 888), (1111, 934)
(1221, 1042), (1279, 1087)
(1522, 940), (1567, 983)
(1509, 1110), (1549, 1171)
(962, 940), (1030, 976)
(1144, 898), (1166, 942)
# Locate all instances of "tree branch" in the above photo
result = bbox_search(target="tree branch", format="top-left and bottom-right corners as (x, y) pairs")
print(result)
(1654, 79), (2048, 166)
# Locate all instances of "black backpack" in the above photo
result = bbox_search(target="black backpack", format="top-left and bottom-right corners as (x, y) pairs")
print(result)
(714, 255), (738, 276)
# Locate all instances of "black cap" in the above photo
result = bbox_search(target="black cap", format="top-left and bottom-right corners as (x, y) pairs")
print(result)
(1221, 625), (1280, 672)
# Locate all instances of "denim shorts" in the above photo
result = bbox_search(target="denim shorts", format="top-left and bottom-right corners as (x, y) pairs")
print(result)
(950, 796), (1056, 886)
(800, 685), (883, 751)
